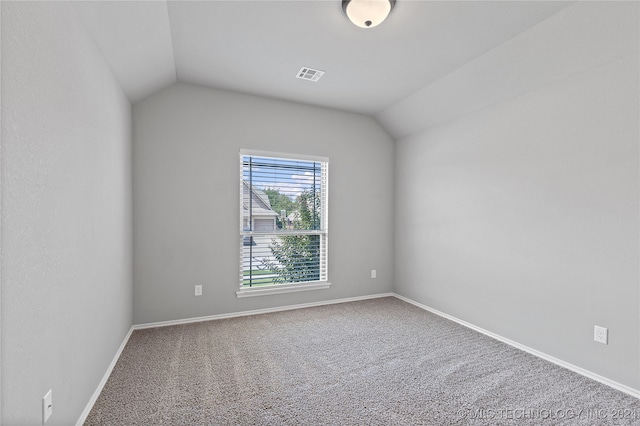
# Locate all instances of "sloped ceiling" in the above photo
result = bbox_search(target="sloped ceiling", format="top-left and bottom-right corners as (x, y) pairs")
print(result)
(72, 1), (176, 104)
(378, 2), (640, 139)
(72, 1), (577, 136)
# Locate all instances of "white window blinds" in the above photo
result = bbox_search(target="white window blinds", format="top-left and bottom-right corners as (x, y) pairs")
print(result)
(239, 151), (328, 291)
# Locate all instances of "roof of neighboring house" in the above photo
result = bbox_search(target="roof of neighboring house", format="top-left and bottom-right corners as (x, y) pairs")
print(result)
(287, 211), (301, 221)
(243, 181), (279, 218)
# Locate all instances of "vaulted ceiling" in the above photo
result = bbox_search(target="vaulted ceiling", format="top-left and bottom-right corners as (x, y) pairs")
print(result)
(71, 1), (572, 135)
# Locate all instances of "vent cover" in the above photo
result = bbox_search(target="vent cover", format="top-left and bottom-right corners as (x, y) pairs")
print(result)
(296, 67), (325, 82)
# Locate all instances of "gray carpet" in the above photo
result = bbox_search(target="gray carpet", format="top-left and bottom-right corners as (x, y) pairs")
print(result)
(85, 297), (640, 425)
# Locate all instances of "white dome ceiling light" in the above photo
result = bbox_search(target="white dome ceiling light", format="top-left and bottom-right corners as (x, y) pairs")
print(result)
(342, 0), (396, 29)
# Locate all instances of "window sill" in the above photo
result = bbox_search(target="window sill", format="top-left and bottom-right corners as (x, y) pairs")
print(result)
(236, 281), (331, 298)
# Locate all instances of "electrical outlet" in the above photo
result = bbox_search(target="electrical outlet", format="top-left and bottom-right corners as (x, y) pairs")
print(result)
(194, 285), (202, 296)
(594, 325), (608, 344)
(42, 389), (52, 424)
(371, 269), (377, 279)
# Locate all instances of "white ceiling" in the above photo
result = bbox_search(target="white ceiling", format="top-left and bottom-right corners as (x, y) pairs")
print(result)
(378, 1), (639, 139)
(71, 0), (571, 117)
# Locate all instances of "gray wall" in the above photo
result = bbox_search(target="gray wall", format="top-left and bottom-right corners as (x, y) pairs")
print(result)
(133, 84), (394, 325)
(394, 44), (639, 390)
(1, 2), (133, 424)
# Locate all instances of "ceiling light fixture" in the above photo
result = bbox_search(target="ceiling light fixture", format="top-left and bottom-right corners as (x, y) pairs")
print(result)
(342, 0), (396, 29)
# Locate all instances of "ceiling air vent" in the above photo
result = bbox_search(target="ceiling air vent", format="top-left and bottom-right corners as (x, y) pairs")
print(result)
(296, 67), (325, 82)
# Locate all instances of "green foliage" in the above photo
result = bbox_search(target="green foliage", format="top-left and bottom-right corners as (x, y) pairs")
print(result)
(295, 191), (320, 231)
(263, 189), (296, 220)
(267, 234), (320, 284)
(262, 189), (321, 283)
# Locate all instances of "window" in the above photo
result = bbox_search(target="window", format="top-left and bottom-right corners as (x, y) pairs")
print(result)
(238, 150), (329, 297)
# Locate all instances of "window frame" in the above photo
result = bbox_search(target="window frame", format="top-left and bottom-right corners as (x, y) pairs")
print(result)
(237, 149), (330, 298)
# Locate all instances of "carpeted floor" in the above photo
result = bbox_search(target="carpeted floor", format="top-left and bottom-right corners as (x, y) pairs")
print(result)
(85, 297), (640, 425)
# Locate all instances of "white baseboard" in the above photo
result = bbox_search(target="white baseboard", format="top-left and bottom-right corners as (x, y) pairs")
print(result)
(134, 292), (395, 330)
(76, 326), (134, 426)
(392, 293), (640, 400)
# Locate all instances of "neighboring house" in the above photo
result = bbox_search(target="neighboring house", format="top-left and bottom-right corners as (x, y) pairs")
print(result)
(286, 211), (301, 229)
(242, 180), (278, 231)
